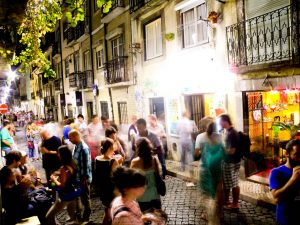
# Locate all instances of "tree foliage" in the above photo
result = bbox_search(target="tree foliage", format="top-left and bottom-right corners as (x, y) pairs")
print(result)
(12, 0), (114, 77)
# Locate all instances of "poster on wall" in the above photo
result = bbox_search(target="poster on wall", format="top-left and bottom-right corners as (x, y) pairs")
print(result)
(166, 98), (180, 136)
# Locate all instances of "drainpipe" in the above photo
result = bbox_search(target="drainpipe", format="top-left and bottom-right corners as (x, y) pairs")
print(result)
(59, 20), (65, 119)
(104, 23), (115, 121)
(88, 0), (97, 115)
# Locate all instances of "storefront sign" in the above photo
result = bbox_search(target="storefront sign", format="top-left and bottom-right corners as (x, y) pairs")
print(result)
(166, 98), (180, 136)
(75, 91), (83, 106)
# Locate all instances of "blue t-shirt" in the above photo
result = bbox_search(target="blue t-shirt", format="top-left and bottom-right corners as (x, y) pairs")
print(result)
(63, 126), (71, 140)
(269, 165), (300, 225)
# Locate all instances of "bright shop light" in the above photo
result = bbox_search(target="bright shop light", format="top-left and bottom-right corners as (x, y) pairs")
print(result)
(8, 70), (17, 80)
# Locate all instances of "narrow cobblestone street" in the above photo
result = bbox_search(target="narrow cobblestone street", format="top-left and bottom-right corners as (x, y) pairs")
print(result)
(14, 127), (277, 225)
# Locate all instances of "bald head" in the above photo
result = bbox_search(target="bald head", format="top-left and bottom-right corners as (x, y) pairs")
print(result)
(68, 129), (81, 145)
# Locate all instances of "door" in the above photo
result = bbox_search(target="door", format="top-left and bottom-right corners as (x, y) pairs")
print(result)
(86, 102), (93, 122)
(184, 95), (204, 129)
(150, 97), (166, 126)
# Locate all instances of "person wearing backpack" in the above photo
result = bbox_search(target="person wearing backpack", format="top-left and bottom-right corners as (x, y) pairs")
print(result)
(219, 114), (241, 210)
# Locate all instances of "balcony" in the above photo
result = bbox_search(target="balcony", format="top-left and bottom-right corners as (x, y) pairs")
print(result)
(104, 56), (128, 85)
(79, 70), (93, 89)
(65, 20), (89, 44)
(226, 3), (300, 71)
(130, 0), (153, 13)
(69, 72), (80, 88)
(54, 79), (63, 91)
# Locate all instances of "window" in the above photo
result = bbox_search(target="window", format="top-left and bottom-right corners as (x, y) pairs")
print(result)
(112, 35), (124, 58)
(145, 18), (163, 60)
(181, 3), (208, 48)
(94, 0), (100, 11)
(65, 57), (70, 77)
(74, 51), (80, 72)
(84, 50), (91, 71)
(96, 49), (104, 69)
(117, 102), (128, 124)
(100, 101), (109, 118)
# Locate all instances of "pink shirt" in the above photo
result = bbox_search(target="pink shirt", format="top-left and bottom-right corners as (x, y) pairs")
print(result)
(111, 196), (143, 225)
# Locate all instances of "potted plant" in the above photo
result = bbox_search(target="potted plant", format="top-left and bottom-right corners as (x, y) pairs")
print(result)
(164, 33), (175, 41)
(208, 11), (219, 23)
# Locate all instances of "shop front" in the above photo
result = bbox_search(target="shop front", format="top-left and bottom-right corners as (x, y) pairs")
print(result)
(241, 80), (300, 182)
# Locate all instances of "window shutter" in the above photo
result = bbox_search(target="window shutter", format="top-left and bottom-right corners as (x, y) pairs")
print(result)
(146, 22), (155, 59)
(155, 19), (162, 56)
(245, 0), (289, 19)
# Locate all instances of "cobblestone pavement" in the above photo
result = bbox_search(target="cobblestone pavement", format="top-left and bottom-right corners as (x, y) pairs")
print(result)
(13, 127), (277, 225)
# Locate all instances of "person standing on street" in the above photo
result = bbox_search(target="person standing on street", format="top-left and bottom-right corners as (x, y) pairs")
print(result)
(40, 126), (62, 186)
(148, 114), (167, 157)
(0, 120), (14, 155)
(76, 114), (88, 141)
(68, 129), (92, 223)
(219, 114), (241, 210)
(128, 115), (138, 158)
(136, 118), (167, 179)
(270, 139), (300, 225)
(176, 112), (198, 172)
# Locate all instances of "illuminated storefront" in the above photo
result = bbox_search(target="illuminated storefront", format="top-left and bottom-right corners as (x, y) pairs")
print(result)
(243, 89), (300, 179)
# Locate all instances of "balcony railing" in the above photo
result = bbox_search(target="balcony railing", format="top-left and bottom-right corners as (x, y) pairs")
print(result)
(65, 20), (89, 44)
(69, 72), (80, 88)
(130, 0), (153, 13)
(226, 3), (300, 68)
(104, 56), (128, 85)
(79, 70), (93, 89)
(54, 79), (63, 91)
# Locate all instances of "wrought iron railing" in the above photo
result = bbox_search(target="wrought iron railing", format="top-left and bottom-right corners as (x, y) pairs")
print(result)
(79, 70), (93, 89)
(69, 72), (80, 88)
(130, 0), (153, 13)
(54, 79), (63, 91)
(226, 3), (300, 68)
(111, 0), (124, 10)
(104, 56), (128, 84)
(65, 20), (89, 44)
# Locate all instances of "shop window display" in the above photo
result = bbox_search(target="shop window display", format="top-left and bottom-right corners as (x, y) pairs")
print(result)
(246, 90), (300, 179)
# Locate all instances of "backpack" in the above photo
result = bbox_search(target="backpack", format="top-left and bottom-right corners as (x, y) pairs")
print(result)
(238, 131), (251, 159)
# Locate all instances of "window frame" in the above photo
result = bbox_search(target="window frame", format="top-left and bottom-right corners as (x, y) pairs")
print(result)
(83, 50), (92, 71)
(96, 49), (104, 69)
(111, 35), (124, 58)
(117, 101), (128, 124)
(74, 51), (80, 72)
(100, 101), (109, 119)
(65, 57), (70, 78)
(180, 2), (208, 48)
(144, 17), (163, 61)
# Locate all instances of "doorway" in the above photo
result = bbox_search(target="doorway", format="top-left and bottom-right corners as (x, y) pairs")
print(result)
(86, 102), (93, 122)
(150, 97), (166, 125)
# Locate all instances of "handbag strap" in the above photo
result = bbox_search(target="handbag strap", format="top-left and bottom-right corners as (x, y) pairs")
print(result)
(113, 206), (130, 219)
(153, 157), (160, 175)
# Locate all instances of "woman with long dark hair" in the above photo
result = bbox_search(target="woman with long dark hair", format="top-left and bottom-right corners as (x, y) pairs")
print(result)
(130, 137), (162, 212)
(46, 145), (78, 224)
(95, 138), (119, 225)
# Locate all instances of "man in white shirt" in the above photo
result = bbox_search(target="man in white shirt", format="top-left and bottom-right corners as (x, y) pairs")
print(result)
(76, 114), (88, 141)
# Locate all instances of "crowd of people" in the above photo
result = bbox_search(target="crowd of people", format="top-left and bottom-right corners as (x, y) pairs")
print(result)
(0, 110), (299, 225)
(0, 113), (169, 225)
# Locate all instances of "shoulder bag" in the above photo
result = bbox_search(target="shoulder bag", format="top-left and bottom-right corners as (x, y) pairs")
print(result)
(154, 158), (166, 196)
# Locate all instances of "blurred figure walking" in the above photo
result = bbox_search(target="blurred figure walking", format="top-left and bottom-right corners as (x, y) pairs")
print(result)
(176, 112), (198, 172)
